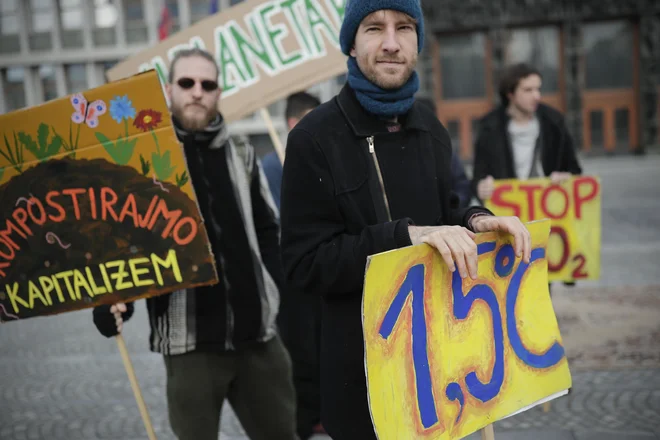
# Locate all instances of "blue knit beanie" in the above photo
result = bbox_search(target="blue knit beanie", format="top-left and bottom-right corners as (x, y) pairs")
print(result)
(339, 0), (425, 55)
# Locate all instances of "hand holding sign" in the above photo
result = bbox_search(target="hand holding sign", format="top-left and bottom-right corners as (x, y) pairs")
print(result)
(93, 302), (133, 337)
(363, 219), (572, 440)
(549, 171), (572, 184)
(477, 175), (495, 200)
(408, 225), (478, 279)
(470, 215), (532, 264)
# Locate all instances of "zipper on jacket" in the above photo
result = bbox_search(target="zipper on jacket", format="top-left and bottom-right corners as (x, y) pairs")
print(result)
(367, 135), (392, 222)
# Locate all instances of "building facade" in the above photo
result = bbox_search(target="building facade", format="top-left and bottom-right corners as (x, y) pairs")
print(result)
(2, 0), (659, 159)
(0, 0), (340, 157)
(420, 0), (660, 159)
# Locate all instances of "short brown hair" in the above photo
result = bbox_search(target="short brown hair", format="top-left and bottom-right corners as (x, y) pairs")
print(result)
(498, 63), (542, 106)
(168, 48), (219, 84)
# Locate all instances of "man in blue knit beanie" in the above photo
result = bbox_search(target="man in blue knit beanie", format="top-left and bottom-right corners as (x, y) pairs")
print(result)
(280, 2), (533, 438)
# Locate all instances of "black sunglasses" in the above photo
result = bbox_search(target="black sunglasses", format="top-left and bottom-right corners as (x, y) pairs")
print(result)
(177, 77), (219, 92)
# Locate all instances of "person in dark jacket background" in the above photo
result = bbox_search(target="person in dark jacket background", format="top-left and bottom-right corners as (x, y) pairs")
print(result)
(262, 91), (326, 439)
(262, 92), (321, 211)
(279, 1), (532, 439)
(92, 48), (297, 440)
(472, 63), (582, 202)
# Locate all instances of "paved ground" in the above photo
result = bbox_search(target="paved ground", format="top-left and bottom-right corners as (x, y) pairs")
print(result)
(1, 153), (659, 440)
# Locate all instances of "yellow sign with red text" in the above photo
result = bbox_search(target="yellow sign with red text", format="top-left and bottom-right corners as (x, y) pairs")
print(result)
(485, 177), (601, 282)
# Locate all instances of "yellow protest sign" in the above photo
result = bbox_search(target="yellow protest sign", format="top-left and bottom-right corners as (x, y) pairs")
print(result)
(485, 177), (601, 282)
(0, 71), (217, 322)
(363, 220), (571, 440)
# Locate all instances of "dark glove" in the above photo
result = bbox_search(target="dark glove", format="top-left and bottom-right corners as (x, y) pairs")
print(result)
(93, 302), (135, 338)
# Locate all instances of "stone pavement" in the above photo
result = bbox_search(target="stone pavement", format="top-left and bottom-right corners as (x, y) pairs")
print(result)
(1, 153), (659, 440)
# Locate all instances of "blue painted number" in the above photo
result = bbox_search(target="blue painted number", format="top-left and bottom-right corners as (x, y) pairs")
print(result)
(380, 264), (438, 429)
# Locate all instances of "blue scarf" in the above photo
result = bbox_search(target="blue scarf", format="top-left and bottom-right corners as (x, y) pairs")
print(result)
(347, 57), (419, 118)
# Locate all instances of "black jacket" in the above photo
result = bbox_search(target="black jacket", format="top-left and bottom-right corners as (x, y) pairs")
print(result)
(280, 85), (489, 439)
(472, 103), (582, 195)
(126, 120), (282, 355)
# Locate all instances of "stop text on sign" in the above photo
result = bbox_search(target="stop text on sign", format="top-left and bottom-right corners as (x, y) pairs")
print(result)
(486, 176), (601, 282)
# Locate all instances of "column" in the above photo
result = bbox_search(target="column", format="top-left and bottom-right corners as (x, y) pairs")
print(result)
(86, 62), (99, 89)
(143, 0), (159, 45)
(177, 0), (191, 29)
(81, 0), (95, 50)
(113, 0), (128, 47)
(24, 67), (40, 107)
(562, 20), (583, 150)
(50, 0), (63, 50)
(16, 0), (30, 54)
(55, 64), (68, 97)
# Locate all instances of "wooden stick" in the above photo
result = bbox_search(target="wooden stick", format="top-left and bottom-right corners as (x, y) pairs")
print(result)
(116, 334), (158, 440)
(480, 424), (495, 440)
(260, 107), (285, 165)
(543, 401), (551, 412)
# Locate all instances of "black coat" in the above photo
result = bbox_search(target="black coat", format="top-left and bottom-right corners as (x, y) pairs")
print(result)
(280, 85), (489, 439)
(472, 104), (582, 195)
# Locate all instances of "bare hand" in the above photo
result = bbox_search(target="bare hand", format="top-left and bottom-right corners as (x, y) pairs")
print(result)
(550, 171), (572, 184)
(470, 216), (531, 263)
(409, 225), (478, 279)
(477, 176), (495, 200)
(110, 303), (127, 334)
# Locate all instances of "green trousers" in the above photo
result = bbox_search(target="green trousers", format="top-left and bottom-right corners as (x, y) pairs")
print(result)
(163, 335), (298, 440)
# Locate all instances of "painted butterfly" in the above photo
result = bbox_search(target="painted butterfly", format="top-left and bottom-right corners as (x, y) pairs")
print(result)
(71, 93), (107, 128)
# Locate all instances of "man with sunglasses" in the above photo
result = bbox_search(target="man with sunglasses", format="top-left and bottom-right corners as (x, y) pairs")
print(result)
(92, 48), (298, 440)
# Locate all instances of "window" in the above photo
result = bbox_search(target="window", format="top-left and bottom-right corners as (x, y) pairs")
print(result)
(60, 0), (84, 48)
(124, 0), (143, 20)
(93, 0), (117, 46)
(438, 34), (487, 100)
(95, 0), (118, 28)
(584, 22), (634, 89)
(505, 27), (560, 93)
(0, 0), (20, 53)
(124, 0), (147, 43)
(39, 65), (58, 102)
(61, 0), (83, 30)
(191, 0), (214, 23)
(0, 0), (19, 35)
(66, 64), (88, 94)
(30, 0), (54, 32)
(3, 67), (27, 112)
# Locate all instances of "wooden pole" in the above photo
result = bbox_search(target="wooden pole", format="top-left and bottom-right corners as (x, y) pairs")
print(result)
(260, 107), (285, 165)
(480, 424), (495, 440)
(116, 334), (158, 440)
(543, 402), (551, 413)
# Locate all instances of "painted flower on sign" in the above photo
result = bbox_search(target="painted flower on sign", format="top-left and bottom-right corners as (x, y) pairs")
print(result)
(109, 95), (136, 123)
(134, 109), (163, 132)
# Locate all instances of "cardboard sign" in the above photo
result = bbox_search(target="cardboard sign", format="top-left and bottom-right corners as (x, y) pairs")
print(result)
(363, 220), (571, 440)
(0, 71), (218, 322)
(485, 177), (601, 282)
(106, 0), (348, 123)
